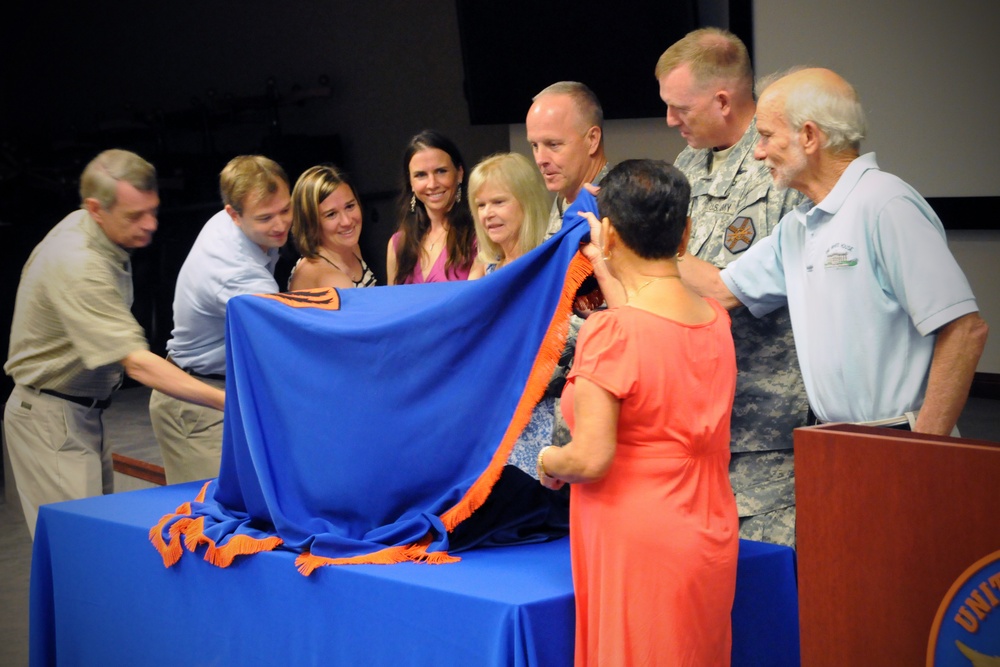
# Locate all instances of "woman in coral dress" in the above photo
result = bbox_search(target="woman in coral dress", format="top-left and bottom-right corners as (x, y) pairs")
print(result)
(538, 160), (739, 666)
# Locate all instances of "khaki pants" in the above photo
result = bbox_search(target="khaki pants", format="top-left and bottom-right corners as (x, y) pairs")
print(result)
(3, 385), (113, 540)
(148, 381), (225, 485)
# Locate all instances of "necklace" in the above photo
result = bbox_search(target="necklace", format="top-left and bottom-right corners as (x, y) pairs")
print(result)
(317, 250), (345, 271)
(425, 227), (448, 252)
(630, 274), (680, 300)
(317, 251), (358, 281)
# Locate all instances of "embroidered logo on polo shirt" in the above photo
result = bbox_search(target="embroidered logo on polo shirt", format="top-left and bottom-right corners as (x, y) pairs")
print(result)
(824, 243), (858, 269)
(724, 217), (755, 254)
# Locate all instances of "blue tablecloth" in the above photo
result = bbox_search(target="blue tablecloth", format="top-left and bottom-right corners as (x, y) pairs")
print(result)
(30, 483), (800, 666)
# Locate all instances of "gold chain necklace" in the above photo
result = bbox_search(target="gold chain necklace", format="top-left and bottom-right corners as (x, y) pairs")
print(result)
(630, 274), (680, 300)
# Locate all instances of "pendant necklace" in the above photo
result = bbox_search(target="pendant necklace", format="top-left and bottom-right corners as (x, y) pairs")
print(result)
(426, 227), (447, 252)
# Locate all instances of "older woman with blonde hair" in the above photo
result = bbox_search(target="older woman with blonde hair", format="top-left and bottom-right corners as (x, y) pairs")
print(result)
(443, 153), (569, 554)
(466, 152), (550, 279)
(288, 164), (376, 291)
(467, 151), (559, 478)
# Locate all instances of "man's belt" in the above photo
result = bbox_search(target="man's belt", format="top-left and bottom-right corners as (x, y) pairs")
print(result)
(186, 369), (225, 381)
(806, 408), (911, 431)
(167, 355), (225, 381)
(38, 388), (112, 410)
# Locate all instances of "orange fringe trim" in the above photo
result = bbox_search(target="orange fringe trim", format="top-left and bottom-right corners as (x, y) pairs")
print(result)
(149, 504), (191, 568)
(149, 481), (210, 567)
(441, 251), (593, 530)
(294, 534), (459, 576)
(179, 515), (284, 567)
(149, 481), (284, 568)
(204, 534), (284, 568)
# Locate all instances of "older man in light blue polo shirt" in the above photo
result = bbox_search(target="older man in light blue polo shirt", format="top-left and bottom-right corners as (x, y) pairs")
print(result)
(685, 67), (988, 436)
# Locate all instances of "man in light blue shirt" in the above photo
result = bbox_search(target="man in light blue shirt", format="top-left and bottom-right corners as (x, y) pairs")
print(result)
(684, 67), (988, 436)
(149, 155), (292, 483)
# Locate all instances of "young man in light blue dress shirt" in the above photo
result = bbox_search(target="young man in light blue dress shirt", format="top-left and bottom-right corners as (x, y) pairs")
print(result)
(148, 155), (292, 483)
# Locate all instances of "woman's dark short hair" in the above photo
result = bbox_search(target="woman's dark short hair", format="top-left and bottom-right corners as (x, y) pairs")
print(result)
(597, 159), (690, 260)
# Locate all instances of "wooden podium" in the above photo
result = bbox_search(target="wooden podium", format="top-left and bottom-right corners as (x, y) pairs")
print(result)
(795, 424), (1000, 666)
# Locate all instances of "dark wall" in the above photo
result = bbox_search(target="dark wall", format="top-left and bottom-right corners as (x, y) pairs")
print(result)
(0, 1), (510, 398)
(457, 0), (700, 124)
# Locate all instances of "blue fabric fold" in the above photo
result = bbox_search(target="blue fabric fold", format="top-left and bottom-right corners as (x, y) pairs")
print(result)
(152, 192), (597, 569)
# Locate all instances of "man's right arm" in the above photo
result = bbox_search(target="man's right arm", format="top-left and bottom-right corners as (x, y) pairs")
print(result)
(123, 350), (225, 411)
(679, 254), (742, 310)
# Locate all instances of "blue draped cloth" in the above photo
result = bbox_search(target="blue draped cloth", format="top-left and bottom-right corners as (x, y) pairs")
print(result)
(151, 194), (597, 573)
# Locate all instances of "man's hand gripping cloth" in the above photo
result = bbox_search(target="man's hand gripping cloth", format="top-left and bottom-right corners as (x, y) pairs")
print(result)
(151, 193), (597, 574)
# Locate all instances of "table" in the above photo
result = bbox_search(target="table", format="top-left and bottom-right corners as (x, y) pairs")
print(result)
(31, 483), (800, 666)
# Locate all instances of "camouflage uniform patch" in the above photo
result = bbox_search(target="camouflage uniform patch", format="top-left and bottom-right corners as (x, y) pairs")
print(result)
(675, 121), (810, 545)
(724, 217), (755, 254)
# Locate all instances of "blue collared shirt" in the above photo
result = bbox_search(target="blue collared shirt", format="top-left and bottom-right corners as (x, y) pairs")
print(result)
(166, 210), (280, 376)
(721, 153), (978, 423)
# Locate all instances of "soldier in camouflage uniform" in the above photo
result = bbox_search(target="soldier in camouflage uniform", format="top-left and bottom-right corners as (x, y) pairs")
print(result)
(656, 28), (809, 546)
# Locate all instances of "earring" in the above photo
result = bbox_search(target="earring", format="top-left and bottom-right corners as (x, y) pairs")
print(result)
(601, 247), (612, 262)
(410, 194), (416, 213)
(455, 184), (462, 205)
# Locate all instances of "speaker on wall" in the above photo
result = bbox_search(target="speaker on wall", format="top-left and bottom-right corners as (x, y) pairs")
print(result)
(456, 0), (709, 125)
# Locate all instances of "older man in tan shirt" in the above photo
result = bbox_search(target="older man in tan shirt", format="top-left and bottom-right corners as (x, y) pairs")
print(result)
(4, 149), (224, 538)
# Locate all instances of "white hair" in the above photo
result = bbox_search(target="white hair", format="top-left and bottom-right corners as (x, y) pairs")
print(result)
(757, 68), (867, 153)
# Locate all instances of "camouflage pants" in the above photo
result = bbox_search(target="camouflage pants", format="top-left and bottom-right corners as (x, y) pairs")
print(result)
(739, 505), (796, 548)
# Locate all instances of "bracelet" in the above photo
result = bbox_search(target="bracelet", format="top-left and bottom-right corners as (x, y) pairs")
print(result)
(537, 446), (553, 478)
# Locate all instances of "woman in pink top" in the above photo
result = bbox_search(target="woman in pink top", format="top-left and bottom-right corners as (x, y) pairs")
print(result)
(386, 130), (476, 284)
